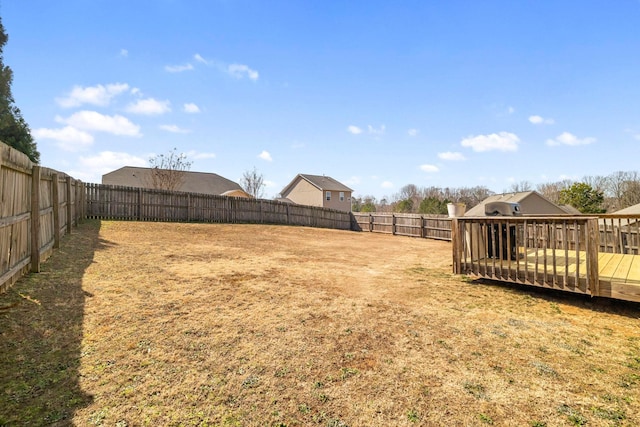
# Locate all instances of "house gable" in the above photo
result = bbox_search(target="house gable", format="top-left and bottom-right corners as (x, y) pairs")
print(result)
(465, 191), (568, 216)
(280, 174), (353, 212)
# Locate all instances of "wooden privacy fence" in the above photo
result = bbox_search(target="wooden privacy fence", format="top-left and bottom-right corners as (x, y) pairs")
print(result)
(84, 183), (353, 230)
(351, 212), (452, 241)
(599, 215), (640, 254)
(0, 142), (84, 292)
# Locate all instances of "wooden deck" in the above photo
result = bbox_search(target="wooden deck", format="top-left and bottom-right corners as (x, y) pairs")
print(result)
(452, 216), (640, 304)
(467, 248), (640, 302)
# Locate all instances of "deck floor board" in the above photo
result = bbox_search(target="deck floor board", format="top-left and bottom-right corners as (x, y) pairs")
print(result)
(465, 249), (640, 302)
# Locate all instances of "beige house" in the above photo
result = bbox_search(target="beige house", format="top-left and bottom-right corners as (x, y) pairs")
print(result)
(465, 191), (571, 216)
(102, 166), (252, 198)
(280, 174), (353, 212)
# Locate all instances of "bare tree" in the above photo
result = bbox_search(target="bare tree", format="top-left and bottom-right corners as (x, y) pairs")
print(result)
(240, 167), (265, 198)
(147, 148), (192, 191)
(507, 180), (533, 193)
(603, 171), (640, 211)
(583, 174), (608, 193)
(536, 180), (573, 204)
(621, 180), (640, 208)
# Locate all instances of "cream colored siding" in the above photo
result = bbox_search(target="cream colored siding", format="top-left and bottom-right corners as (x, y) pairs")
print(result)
(323, 191), (351, 211)
(282, 178), (323, 206)
(279, 174), (353, 212)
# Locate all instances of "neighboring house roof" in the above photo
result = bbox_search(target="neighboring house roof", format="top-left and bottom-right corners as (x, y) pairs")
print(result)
(274, 197), (296, 204)
(102, 166), (250, 197)
(280, 174), (353, 195)
(465, 191), (568, 216)
(611, 202), (640, 215)
(559, 204), (583, 215)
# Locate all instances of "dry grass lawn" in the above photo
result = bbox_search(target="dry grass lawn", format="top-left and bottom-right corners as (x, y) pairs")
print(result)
(1, 220), (639, 426)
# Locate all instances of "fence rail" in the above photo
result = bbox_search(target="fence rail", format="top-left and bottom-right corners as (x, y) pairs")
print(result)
(84, 183), (352, 230)
(0, 142), (84, 292)
(351, 212), (452, 240)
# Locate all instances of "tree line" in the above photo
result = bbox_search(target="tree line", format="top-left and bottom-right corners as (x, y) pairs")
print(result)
(0, 17), (39, 163)
(352, 171), (640, 215)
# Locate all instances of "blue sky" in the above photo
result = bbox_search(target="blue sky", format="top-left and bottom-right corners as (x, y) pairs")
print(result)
(4, 1), (640, 199)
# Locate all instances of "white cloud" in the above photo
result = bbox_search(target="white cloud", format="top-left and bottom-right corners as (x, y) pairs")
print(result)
(126, 98), (171, 115)
(419, 164), (439, 173)
(347, 125), (362, 135)
(76, 151), (148, 182)
(194, 53), (210, 65)
(57, 110), (141, 136)
(165, 63), (194, 73)
(258, 150), (272, 161)
(159, 124), (190, 134)
(56, 83), (130, 108)
(228, 64), (259, 81)
(529, 115), (555, 125)
(120, 49), (128, 57)
(507, 106), (515, 114)
(546, 132), (596, 147)
(32, 126), (94, 151)
(344, 176), (361, 186)
(461, 132), (520, 152)
(438, 151), (466, 161)
(407, 128), (419, 137)
(183, 103), (200, 113)
(368, 124), (385, 135)
(185, 150), (216, 160)
(381, 181), (394, 189)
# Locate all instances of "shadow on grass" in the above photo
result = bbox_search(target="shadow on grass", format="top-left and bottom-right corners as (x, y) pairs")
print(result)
(0, 220), (107, 425)
(470, 277), (640, 318)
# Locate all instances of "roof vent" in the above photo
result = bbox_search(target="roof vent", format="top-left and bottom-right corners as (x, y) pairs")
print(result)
(485, 201), (522, 216)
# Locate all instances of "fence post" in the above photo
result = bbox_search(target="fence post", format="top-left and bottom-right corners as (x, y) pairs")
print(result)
(392, 214), (396, 235)
(369, 214), (373, 232)
(587, 218), (600, 297)
(76, 181), (84, 224)
(66, 177), (73, 234)
(452, 218), (460, 274)
(52, 173), (61, 249)
(30, 166), (41, 273)
(187, 193), (191, 222)
(420, 215), (425, 238)
(137, 187), (143, 221)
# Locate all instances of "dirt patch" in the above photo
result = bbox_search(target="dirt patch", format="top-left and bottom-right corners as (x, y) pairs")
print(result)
(1, 220), (639, 426)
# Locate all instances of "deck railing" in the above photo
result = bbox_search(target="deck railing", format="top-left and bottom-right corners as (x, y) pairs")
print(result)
(598, 215), (640, 254)
(452, 216), (600, 296)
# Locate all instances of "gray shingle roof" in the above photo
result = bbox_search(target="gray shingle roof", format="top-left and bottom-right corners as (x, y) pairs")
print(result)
(612, 202), (640, 215)
(102, 166), (245, 195)
(298, 174), (353, 191)
(280, 174), (353, 196)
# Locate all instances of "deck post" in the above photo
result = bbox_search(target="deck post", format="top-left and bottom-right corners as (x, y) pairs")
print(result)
(587, 218), (600, 297)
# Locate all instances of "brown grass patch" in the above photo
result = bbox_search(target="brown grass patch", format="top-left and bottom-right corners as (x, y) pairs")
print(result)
(1, 220), (639, 426)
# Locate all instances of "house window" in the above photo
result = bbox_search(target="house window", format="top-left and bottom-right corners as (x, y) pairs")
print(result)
(326, 191), (331, 201)
(339, 192), (345, 201)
